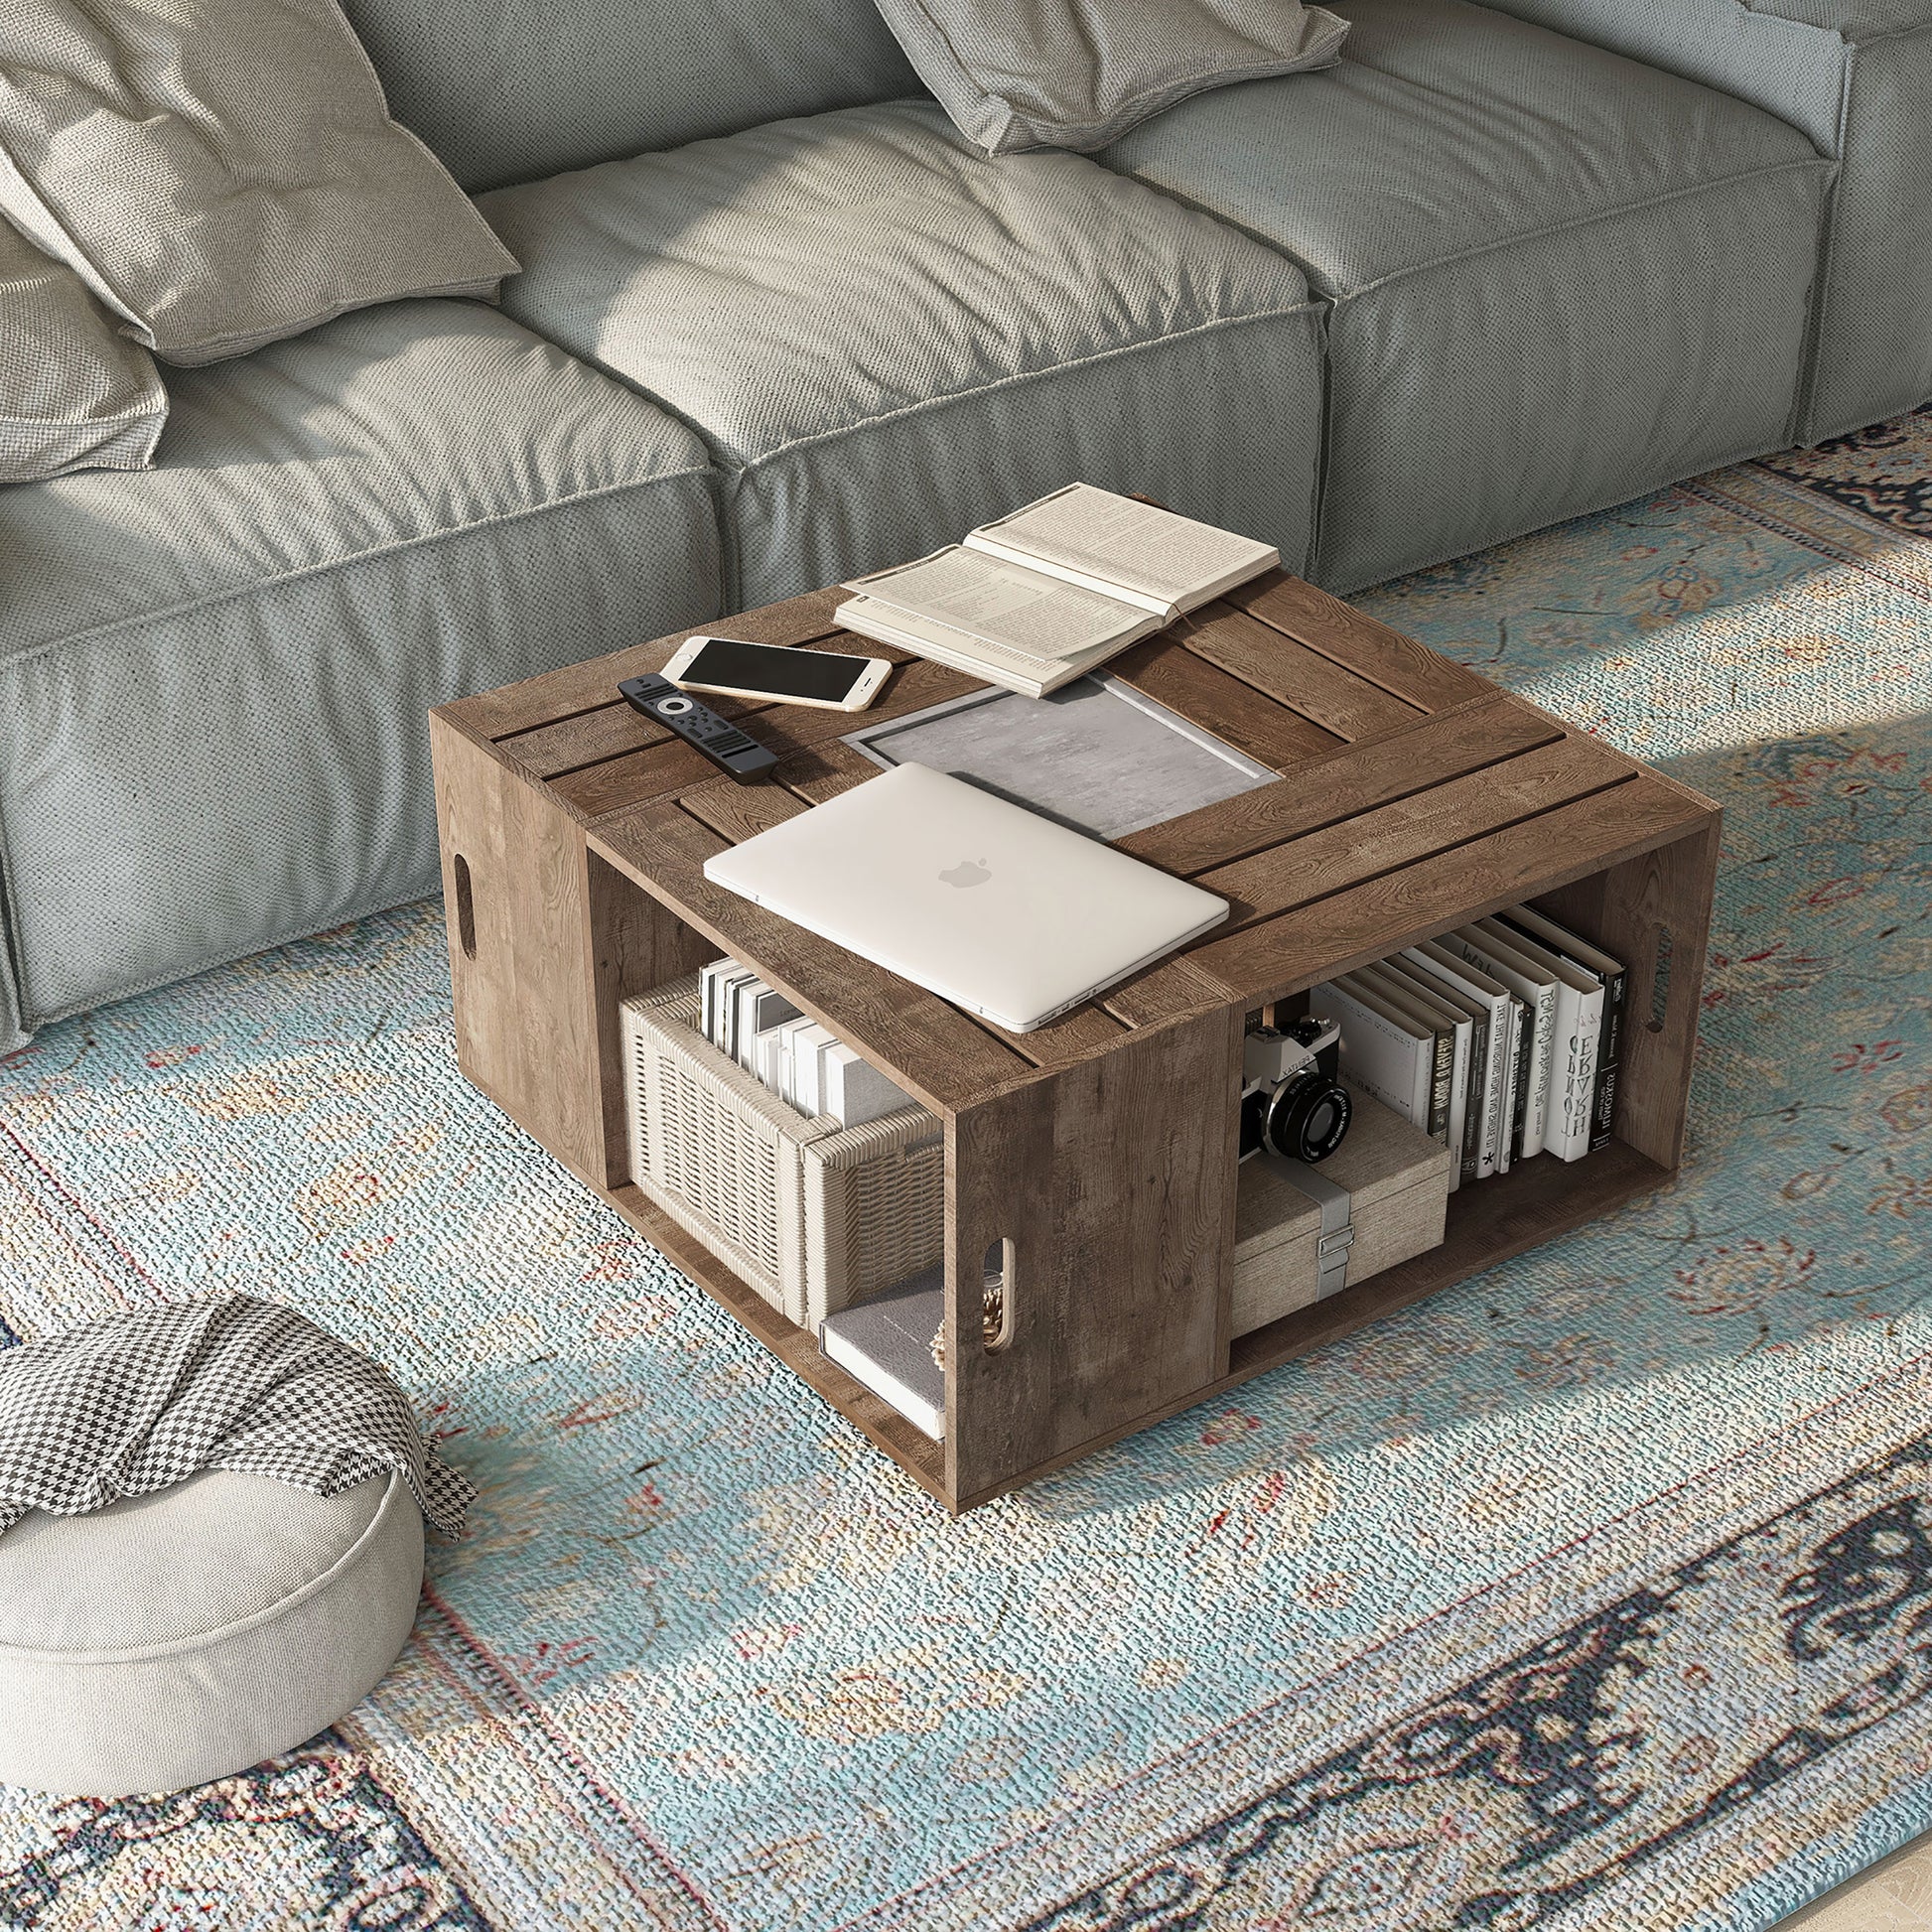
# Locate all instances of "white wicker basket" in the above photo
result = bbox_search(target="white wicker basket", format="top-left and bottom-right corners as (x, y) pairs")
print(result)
(621, 976), (944, 1328)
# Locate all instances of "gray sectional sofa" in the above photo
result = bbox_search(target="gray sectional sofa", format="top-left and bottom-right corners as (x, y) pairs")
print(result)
(2, 0), (1926, 1051)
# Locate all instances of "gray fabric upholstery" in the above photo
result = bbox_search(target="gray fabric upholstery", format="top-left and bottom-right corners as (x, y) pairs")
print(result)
(481, 101), (1325, 610)
(1468, 0), (1932, 443)
(340, 0), (924, 193)
(0, 1469), (421, 1797)
(872, 0), (1346, 154)
(1105, 0), (1834, 589)
(0, 301), (721, 1038)
(0, 0), (518, 366)
(0, 218), (166, 483)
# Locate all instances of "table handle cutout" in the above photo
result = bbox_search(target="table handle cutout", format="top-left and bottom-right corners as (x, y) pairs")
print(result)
(454, 854), (478, 962)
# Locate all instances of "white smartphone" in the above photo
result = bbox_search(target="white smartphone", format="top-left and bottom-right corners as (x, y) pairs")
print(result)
(664, 634), (892, 712)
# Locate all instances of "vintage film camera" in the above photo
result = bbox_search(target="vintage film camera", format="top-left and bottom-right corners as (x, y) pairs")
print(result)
(1238, 1015), (1351, 1166)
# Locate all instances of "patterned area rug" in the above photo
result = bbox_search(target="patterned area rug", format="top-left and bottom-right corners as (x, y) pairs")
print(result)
(1, 414), (1929, 1931)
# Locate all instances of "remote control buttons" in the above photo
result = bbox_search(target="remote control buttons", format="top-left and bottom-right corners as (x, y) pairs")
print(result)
(656, 695), (694, 716)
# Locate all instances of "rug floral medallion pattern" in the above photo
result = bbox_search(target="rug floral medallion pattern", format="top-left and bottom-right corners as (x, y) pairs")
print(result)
(0, 432), (1927, 1931)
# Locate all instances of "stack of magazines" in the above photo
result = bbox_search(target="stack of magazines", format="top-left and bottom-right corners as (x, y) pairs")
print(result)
(835, 483), (1280, 698)
(1312, 904), (1627, 1187)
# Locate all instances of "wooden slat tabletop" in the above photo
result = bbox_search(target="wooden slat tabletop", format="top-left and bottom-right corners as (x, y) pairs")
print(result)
(440, 570), (1713, 1108)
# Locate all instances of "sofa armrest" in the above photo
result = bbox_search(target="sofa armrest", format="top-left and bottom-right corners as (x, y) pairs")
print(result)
(1472, 0), (1932, 442)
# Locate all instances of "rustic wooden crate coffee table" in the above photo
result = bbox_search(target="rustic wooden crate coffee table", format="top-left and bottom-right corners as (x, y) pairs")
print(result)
(430, 570), (1720, 1514)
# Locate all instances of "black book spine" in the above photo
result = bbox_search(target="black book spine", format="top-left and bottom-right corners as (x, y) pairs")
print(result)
(1510, 1001), (1533, 1162)
(1460, 1014), (1487, 1184)
(1426, 1026), (1453, 1147)
(1588, 967), (1625, 1151)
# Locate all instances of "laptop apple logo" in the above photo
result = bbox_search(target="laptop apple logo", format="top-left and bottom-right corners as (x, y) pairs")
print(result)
(939, 858), (991, 889)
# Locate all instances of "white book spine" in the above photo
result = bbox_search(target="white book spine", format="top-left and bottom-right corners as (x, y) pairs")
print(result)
(1550, 984), (1603, 1162)
(1408, 944), (1512, 1179)
(1442, 931), (1558, 1158)
(1313, 981), (1431, 1134)
(1496, 1000), (1523, 1174)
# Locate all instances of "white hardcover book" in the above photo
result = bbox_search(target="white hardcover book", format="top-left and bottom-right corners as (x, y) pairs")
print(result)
(821, 1042), (915, 1128)
(699, 956), (738, 1045)
(767, 1016), (817, 1109)
(744, 985), (801, 1070)
(833, 594), (1129, 699)
(1443, 925), (1559, 1158)
(712, 966), (759, 1058)
(1313, 976), (1433, 1134)
(1409, 940), (1515, 1179)
(788, 1024), (835, 1116)
(1362, 961), (1472, 1191)
(819, 1266), (945, 1441)
(961, 483), (1279, 620)
(755, 1025), (785, 1091)
(1476, 917), (1601, 1163)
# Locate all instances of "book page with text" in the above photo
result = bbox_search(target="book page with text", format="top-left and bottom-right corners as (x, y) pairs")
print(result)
(845, 547), (1150, 663)
(966, 484), (1278, 614)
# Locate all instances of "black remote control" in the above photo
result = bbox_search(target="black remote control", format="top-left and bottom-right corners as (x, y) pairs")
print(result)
(618, 674), (778, 785)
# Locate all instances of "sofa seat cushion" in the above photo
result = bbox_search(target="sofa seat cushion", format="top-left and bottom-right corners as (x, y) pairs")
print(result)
(480, 101), (1326, 608)
(0, 1469), (423, 1797)
(1104, 0), (1836, 589)
(0, 301), (721, 1045)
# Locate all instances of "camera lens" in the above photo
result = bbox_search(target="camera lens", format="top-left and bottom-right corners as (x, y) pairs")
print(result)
(1265, 1072), (1352, 1165)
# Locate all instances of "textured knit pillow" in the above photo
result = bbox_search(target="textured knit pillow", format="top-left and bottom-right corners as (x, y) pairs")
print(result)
(0, 216), (167, 483)
(0, 0), (519, 367)
(869, 0), (1349, 154)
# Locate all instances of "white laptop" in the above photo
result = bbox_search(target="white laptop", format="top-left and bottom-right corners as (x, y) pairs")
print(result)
(701, 762), (1228, 1033)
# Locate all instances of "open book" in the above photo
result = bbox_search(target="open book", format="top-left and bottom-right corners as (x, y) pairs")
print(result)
(834, 484), (1280, 698)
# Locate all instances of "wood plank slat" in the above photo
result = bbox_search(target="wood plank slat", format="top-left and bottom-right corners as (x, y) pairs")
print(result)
(589, 798), (1034, 1110)
(1108, 634), (1341, 768)
(779, 737), (883, 806)
(1099, 952), (1235, 1030)
(1225, 571), (1488, 711)
(1180, 772), (1708, 1005)
(678, 769), (812, 844)
(1118, 693), (1563, 877)
(1173, 605), (1427, 742)
(498, 629), (913, 783)
(1195, 734), (1633, 935)
(551, 656), (983, 820)
(453, 587), (853, 742)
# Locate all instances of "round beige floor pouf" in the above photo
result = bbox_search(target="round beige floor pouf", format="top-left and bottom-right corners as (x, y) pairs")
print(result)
(0, 1467), (425, 1797)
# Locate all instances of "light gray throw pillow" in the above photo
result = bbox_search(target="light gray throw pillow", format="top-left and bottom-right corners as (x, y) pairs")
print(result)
(0, 216), (167, 483)
(870, 0), (1349, 154)
(0, 0), (519, 367)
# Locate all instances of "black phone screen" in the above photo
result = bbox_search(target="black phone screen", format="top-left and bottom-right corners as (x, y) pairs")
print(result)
(679, 638), (871, 704)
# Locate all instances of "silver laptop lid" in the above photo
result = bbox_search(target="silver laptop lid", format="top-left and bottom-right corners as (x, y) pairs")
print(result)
(701, 762), (1228, 1033)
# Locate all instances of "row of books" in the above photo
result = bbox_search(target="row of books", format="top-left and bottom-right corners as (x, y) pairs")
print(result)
(1314, 905), (1626, 1189)
(698, 956), (918, 1129)
(833, 483), (1280, 698)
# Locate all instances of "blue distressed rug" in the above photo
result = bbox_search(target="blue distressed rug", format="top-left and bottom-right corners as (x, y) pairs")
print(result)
(1, 414), (1929, 1931)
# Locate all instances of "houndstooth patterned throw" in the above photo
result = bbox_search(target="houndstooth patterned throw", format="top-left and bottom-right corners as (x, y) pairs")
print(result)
(0, 1295), (474, 1538)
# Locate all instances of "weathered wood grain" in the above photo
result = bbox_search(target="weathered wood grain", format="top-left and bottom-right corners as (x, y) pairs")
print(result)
(1118, 694), (1564, 877)
(1182, 773), (1706, 1004)
(1109, 633), (1341, 767)
(1225, 570), (1487, 710)
(946, 1005), (1240, 1501)
(1195, 735), (1632, 932)
(1176, 605), (1426, 741)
